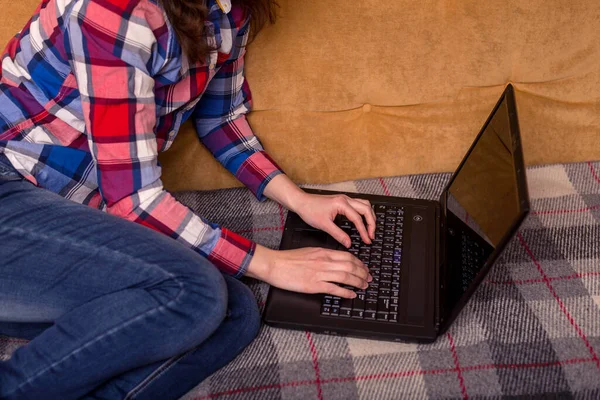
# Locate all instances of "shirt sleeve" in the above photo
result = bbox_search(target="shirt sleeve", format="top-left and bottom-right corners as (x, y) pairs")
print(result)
(67, 0), (254, 278)
(192, 17), (284, 201)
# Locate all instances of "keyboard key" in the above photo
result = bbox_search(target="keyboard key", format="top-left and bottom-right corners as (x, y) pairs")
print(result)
(389, 313), (398, 323)
(339, 308), (352, 318)
(378, 297), (390, 313)
(353, 293), (366, 310)
(366, 303), (378, 316)
(379, 289), (391, 298)
(339, 219), (352, 229)
(340, 297), (353, 309)
(376, 312), (389, 321)
(351, 309), (364, 319)
(321, 306), (331, 315)
(366, 297), (378, 310)
(390, 304), (399, 314)
(331, 306), (340, 316)
(364, 311), (377, 319)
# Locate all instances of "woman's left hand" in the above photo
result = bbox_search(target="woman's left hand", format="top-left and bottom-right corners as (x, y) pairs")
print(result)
(294, 193), (376, 248)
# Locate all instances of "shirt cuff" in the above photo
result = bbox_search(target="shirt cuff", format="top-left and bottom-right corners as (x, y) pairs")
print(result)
(207, 227), (256, 278)
(235, 151), (284, 201)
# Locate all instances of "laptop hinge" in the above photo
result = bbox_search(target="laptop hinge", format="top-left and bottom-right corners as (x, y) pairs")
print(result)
(435, 195), (448, 333)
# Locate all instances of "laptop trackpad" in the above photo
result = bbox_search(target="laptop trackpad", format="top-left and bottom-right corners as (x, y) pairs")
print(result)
(291, 229), (339, 250)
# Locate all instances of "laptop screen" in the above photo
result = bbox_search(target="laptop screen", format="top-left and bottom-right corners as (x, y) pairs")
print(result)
(443, 89), (527, 314)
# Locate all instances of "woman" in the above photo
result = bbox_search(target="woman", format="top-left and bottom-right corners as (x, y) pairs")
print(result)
(0, 0), (375, 398)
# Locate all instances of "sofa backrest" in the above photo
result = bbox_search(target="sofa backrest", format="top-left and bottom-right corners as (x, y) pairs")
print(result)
(3, 0), (599, 191)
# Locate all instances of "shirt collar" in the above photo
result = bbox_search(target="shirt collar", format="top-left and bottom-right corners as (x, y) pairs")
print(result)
(215, 0), (231, 14)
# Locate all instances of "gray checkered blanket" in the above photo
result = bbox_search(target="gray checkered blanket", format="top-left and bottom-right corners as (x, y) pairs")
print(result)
(2, 162), (600, 399)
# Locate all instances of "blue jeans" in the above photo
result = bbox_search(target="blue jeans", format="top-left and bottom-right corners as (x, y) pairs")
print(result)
(0, 157), (261, 399)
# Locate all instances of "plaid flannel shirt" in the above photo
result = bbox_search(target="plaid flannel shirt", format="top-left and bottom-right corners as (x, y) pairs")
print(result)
(0, 0), (283, 277)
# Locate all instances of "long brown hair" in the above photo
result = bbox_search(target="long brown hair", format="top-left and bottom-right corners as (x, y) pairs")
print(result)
(159, 0), (278, 64)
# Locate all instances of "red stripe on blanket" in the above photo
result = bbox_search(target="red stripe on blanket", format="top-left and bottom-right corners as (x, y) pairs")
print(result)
(448, 333), (468, 399)
(306, 332), (323, 400)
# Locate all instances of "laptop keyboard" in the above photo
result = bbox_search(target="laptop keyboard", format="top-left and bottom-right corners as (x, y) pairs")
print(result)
(460, 233), (487, 291)
(320, 204), (404, 323)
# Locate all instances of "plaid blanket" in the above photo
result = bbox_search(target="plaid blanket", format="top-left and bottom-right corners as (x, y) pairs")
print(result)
(2, 161), (600, 399)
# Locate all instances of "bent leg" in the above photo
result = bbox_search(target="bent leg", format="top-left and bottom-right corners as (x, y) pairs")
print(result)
(88, 275), (261, 400)
(0, 180), (228, 399)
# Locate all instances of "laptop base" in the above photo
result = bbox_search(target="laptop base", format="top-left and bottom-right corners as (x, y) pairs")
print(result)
(263, 190), (440, 343)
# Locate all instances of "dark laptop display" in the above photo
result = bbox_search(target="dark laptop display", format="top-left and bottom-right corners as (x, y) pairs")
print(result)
(264, 85), (530, 342)
(443, 94), (524, 317)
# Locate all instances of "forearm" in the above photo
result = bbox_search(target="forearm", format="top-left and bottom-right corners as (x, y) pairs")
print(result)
(248, 175), (307, 281)
(262, 173), (308, 213)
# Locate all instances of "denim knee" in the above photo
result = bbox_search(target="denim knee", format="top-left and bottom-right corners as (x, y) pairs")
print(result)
(225, 277), (261, 346)
(145, 257), (228, 354)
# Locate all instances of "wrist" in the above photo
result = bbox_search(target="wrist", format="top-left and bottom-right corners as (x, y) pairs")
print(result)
(246, 244), (275, 282)
(263, 174), (308, 213)
(286, 189), (311, 215)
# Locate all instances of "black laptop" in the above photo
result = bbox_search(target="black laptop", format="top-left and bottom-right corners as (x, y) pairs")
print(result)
(263, 84), (530, 343)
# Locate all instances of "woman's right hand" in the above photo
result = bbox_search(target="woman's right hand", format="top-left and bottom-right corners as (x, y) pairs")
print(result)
(246, 244), (372, 299)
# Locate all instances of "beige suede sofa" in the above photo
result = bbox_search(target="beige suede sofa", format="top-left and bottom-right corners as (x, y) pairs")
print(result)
(3, 0), (600, 192)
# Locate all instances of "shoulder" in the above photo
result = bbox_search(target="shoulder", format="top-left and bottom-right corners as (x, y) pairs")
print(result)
(70, 0), (165, 31)
(67, 0), (167, 71)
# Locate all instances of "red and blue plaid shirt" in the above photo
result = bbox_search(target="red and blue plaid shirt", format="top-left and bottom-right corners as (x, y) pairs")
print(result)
(0, 0), (283, 277)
